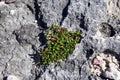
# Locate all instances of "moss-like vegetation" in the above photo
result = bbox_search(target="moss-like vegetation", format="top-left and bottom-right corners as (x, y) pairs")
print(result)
(40, 24), (81, 65)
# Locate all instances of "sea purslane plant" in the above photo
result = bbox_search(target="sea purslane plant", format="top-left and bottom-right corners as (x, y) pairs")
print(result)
(40, 24), (81, 65)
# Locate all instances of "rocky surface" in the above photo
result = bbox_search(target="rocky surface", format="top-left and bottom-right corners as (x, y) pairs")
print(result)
(0, 0), (120, 80)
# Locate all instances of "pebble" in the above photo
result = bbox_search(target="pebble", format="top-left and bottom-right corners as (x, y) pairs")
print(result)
(10, 10), (15, 15)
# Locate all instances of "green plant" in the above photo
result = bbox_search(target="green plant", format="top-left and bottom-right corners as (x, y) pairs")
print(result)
(40, 24), (81, 65)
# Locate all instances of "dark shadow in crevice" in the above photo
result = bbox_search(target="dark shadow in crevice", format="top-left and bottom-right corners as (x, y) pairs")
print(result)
(26, 4), (34, 14)
(100, 75), (114, 80)
(34, 0), (47, 29)
(29, 32), (47, 66)
(29, 52), (42, 66)
(86, 49), (94, 59)
(88, 2), (90, 7)
(29, 53), (47, 80)
(30, 45), (47, 66)
(60, 0), (70, 26)
(29, 45), (42, 66)
(103, 49), (120, 61)
(38, 32), (47, 46)
(88, 76), (92, 80)
(100, 71), (114, 80)
(79, 13), (88, 31)
(110, 26), (115, 37)
(3, 77), (7, 80)
(34, 65), (47, 80)
(34, 73), (42, 80)
(29, 45), (47, 80)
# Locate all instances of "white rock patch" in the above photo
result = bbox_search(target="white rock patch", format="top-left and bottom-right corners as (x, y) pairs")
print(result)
(7, 75), (20, 80)
(89, 53), (120, 80)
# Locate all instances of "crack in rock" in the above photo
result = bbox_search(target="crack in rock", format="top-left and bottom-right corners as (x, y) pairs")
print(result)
(34, 0), (47, 29)
(2, 47), (15, 78)
(60, 0), (70, 26)
(80, 13), (87, 31)
(7, 47), (15, 63)
(26, 4), (34, 14)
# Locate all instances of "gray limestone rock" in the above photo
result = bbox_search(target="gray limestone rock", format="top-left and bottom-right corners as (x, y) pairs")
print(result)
(13, 24), (40, 47)
(0, 0), (120, 80)
(37, 0), (70, 26)
(0, 1), (39, 80)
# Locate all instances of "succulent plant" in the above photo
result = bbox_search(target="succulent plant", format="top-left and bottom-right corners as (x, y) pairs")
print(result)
(39, 24), (81, 65)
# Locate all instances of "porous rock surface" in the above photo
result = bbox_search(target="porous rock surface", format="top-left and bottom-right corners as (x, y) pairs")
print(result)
(0, 0), (120, 80)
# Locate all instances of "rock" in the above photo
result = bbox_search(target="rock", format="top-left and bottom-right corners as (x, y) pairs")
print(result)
(104, 0), (120, 18)
(5, 0), (16, 4)
(13, 24), (40, 46)
(0, 0), (120, 80)
(33, 0), (120, 80)
(36, 0), (69, 27)
(7, 75), (20, 80)
(0, 0), (38, 79)
(0, 0), (16, 4)
(89, 53), (120, 80)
